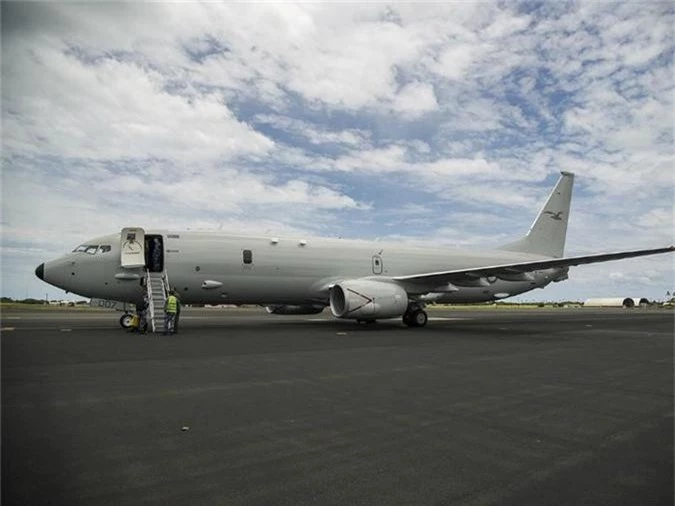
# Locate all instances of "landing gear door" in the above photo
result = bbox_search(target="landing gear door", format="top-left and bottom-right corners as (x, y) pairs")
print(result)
(120, 227), (146, 268)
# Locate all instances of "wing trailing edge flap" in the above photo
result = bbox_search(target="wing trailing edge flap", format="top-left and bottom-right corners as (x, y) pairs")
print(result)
(392, 246), (675, 287)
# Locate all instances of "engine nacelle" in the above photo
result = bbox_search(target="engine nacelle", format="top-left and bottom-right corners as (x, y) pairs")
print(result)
(329, 279), (408, 320)
(266, 304), (325, 315)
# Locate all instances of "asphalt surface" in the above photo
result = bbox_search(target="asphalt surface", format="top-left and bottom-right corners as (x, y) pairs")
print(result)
(2, 307), (673, 506)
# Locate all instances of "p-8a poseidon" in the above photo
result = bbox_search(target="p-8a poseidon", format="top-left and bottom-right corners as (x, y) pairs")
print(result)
(35, 173), (673, 330)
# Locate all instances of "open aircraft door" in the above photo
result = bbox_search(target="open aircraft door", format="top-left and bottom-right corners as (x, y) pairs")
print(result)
(120, 227), (146, 268)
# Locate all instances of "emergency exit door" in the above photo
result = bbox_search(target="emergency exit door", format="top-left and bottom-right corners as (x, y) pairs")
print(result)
(372, 255), (383, 275)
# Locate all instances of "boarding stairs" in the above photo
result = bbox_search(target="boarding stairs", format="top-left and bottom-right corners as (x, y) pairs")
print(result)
(146, 270), (170, 333)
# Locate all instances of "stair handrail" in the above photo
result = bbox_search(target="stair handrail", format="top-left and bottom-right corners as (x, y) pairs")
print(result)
(162, 270), (171, 298)
(145, 269), (156, 332)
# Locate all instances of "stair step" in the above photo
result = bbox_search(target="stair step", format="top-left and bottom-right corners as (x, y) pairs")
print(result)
(145, 270), (171, 334)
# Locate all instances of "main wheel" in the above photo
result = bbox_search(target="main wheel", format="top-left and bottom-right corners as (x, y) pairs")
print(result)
(119, 313), (134, 329)
(410, 309), (428, 327)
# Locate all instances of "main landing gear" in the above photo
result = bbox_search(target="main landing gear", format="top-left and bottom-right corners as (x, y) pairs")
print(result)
(403, 304), (428, 327)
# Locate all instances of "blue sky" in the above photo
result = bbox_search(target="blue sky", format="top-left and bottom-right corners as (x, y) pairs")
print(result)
(1, 2), (673, 301)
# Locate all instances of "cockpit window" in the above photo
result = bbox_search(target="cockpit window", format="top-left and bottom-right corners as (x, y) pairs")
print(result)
(72, 244), (112, 254)
(73, 244), (108, 254)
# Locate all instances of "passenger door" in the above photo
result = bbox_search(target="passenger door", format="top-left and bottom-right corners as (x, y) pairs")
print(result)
(120, 227), (146, 268)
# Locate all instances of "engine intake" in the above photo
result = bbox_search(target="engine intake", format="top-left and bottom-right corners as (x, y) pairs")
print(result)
(330, 279), (408, 320)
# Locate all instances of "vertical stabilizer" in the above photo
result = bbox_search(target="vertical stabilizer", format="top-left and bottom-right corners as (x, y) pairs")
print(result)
(499, 172), (574, 258)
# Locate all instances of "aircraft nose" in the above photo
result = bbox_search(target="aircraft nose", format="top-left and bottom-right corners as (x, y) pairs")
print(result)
(35, 263), (45, 280)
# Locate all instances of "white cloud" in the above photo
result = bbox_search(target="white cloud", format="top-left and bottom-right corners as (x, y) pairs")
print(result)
(434, 44), (480, 81)
(2, 2), (673, 301)
(253, 115), (370, 147)
(389, 82), (438, 118)
(484, 12), (531, 39)
(331, 145), (408, 173)
(2, 158), (366, 267)
(3, 46), (274, 162)
(636, 208), (674, 230)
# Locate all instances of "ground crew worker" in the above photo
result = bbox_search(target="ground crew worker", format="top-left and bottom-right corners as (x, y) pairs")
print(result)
(136, 294), (149, 334)
(173, 291), (181, 334)
(164, 290), (178, 335)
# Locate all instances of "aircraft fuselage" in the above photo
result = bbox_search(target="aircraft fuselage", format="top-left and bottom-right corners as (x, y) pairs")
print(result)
(37, 230), (560, 306)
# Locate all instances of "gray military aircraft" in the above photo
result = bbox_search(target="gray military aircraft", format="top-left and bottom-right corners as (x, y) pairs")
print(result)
(35, 172), (673, 329)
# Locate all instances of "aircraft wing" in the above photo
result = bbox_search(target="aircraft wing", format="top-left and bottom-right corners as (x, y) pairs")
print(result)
(392, 245), (675, 286)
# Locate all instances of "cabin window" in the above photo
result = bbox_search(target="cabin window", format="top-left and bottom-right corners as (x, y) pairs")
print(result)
(243, 249), (253, 264)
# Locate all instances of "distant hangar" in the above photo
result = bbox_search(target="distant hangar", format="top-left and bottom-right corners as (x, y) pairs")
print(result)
(583, 297), (650, 308)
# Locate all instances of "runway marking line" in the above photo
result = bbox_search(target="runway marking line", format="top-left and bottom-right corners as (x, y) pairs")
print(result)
(1, 327), (15, 332)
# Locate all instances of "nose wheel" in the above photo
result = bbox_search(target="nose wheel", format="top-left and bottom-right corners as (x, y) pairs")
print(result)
(403, 305), (428, 327)
(119, 313), (134, 329)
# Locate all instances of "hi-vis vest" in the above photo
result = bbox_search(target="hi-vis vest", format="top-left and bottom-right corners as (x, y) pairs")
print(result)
(166, 295), (178, 313)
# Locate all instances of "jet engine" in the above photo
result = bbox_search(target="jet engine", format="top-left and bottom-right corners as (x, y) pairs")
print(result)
(265, 304), (325, 315)
(329, 279), (408, 320)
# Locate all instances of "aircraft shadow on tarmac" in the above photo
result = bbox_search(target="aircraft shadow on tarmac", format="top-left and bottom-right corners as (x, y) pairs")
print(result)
(122, 316), (554, 341)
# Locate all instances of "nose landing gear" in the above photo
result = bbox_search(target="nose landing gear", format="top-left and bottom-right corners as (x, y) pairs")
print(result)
(120, 313), (134, 329)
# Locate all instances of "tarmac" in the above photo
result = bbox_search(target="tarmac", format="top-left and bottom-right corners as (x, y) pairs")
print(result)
(2, 307), (673, 506)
